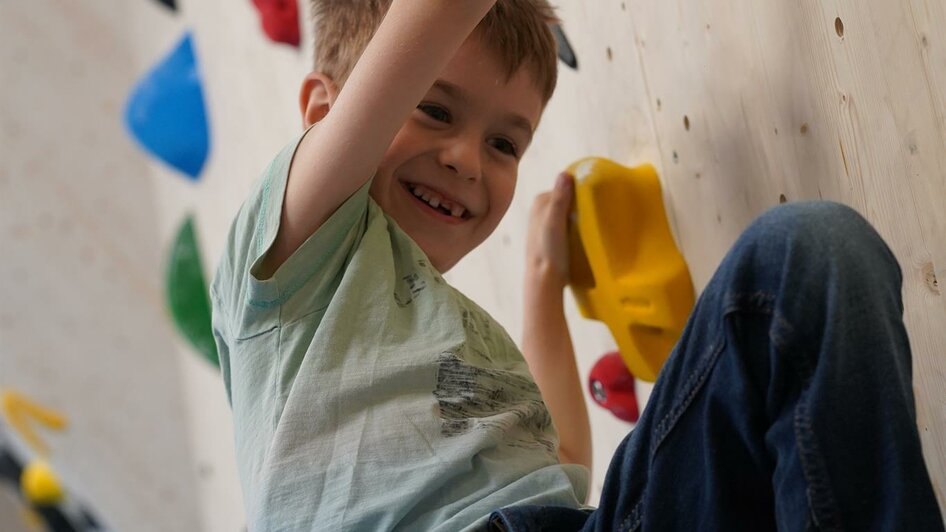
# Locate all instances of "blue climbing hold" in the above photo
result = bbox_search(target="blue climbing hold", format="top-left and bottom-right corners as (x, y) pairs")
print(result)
(124, 32), (210, 180)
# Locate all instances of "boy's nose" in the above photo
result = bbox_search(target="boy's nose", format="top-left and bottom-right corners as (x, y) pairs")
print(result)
(438, 136), (482, 182)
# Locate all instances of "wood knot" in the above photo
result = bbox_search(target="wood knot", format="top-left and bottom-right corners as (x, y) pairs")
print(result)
(923, 262), (940, 295)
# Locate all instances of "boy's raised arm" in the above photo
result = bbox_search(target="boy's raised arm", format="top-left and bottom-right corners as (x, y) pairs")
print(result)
(259, 0), (497, 278)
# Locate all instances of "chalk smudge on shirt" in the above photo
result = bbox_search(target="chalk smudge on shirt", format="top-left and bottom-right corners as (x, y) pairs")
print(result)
(434, 349), (556, 454)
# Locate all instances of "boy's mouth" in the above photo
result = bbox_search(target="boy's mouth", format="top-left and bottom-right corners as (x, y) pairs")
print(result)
(403, 182), (471, 221)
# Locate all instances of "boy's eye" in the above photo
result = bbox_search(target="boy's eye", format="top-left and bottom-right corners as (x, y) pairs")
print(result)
(490, 137), (519, 158)
(418, 104), (451, 123)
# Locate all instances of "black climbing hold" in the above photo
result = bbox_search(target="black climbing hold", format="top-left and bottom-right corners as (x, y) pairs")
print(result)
(154, 0), (176, 11)
(551, 24), (578, 70)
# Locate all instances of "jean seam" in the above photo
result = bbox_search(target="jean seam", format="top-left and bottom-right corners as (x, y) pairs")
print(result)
(627, 290), (770, 532)
(651, 338), (726, 455)
(773, 312), (845, 532)
(617, 499), (643, 531)
(723, 291), (775, 315)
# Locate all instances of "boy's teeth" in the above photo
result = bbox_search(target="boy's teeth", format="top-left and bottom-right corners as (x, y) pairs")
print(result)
(408, 183), (467, 218)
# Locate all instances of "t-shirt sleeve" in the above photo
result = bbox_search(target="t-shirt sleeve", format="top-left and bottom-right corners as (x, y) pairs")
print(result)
(247, 136), (372, 312)
(211, 129), (373, 342)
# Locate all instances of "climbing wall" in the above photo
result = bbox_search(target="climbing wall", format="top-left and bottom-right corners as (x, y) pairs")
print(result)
(1, 0), (943, 530)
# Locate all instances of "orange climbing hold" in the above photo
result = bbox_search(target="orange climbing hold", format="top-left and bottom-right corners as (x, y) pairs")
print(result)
(567, 158), (695, 382)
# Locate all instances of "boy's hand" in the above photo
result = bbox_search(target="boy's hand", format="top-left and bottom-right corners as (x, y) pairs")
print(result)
(526, 172), (576, 291)
(522, 171), (592, 475)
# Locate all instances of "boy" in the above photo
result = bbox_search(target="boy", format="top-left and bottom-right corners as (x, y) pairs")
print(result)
(212, 0), (944, 530)
(212, 1), (590, 529)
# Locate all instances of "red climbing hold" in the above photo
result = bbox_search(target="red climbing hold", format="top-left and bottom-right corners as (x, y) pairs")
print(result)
(588, 351), (640, 423)
(252, 0), (301, 48)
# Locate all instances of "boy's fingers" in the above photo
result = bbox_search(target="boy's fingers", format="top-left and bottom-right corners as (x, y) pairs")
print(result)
(531, 173), (574, 222)
(531, 191), (551, 214)
(555, 171), (574, 191)
(551, 172), (574, 212)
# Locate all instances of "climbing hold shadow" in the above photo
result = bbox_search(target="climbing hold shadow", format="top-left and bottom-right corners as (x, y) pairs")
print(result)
(252, 0), (301, 48)
(166, 216), (218, 367)
(124, 32), (211, 180)
(551, 24), (578, 70)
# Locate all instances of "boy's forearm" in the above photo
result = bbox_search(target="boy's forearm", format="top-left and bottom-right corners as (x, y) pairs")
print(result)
(522, 266), (593, 473)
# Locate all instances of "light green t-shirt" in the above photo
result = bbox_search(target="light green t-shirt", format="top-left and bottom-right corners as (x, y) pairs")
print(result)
(211, 133), (589, 531)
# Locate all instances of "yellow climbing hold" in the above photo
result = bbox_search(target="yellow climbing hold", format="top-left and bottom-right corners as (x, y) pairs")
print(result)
(21, 460), (64, 506)
(1, 390), (68, 456)
(567, 158), (695, 382)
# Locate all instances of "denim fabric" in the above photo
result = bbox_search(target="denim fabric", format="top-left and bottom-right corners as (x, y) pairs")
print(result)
(490, 202), (944, 531)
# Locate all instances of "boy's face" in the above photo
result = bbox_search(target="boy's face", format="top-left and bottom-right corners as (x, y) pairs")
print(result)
(368, 34), (545, 273)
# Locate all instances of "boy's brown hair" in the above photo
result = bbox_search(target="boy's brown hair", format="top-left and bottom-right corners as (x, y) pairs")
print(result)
(309, 0), (560, 103)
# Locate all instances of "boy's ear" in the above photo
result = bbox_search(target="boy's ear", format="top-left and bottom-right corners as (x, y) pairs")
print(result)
(299, 72), (339, 128)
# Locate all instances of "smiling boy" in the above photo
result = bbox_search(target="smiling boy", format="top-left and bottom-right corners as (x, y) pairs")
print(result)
(210, 1), (591, 530)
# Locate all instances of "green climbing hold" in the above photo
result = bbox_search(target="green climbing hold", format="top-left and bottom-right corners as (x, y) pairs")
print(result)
(166, 215), (218, 367)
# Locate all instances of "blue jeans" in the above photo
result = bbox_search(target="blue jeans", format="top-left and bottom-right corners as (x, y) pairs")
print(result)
(490, 202), (944, 531)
